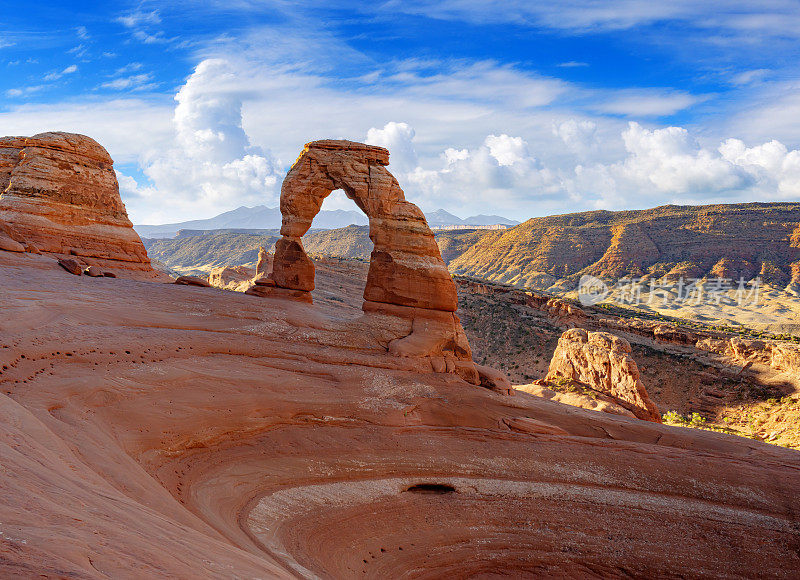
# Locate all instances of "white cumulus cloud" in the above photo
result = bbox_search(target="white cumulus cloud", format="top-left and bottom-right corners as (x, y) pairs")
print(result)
(365, 122), (418, 173)
(365, 119), (800, 216)
(120, 59), (283, 222)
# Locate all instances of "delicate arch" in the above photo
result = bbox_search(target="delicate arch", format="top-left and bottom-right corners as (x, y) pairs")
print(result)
(270, 140), (457, 312)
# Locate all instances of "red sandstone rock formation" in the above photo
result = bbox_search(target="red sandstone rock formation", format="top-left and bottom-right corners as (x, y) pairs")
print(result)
(255, 245), (269, 277)
(0, 132), (157, 276)
(261, 139), (479, 383)
(57, 258), (83, 276)
(1, 250), (799, 577)
(515, 380), (637, 419)
(270, 140), (455, 310)
(545, 328), (662, 422)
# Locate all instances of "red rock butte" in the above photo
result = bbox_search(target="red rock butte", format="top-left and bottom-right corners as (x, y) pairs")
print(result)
(0, 131), (157, 276)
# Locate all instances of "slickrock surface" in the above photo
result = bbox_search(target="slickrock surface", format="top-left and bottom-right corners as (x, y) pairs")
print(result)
(266, 140), (478, 382)
(515, 381), (638, 419)
(0, 132), (157, 277)
(1, 250), (800, 578)
(544, 329), (662, 422)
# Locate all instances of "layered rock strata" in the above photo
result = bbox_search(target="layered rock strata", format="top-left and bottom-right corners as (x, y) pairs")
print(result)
(0, 132), (155, 275)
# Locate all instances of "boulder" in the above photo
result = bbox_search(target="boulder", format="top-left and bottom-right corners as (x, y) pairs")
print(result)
(768, 343), (800, 375)
(0, 132), (158, 277)
(84, 265), (103, 277)
(255, 246), (269, 277)
(57, 258), (83, 276)
(208, 265), (254, 291)
(175, 275), (211, 288)
(545, 328), (661, 422)
(475, 364), (513, 395)
(0, 234), (24, 253)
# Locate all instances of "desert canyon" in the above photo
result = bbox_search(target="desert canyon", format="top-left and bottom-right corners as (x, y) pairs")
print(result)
(1, 132), (800, 578)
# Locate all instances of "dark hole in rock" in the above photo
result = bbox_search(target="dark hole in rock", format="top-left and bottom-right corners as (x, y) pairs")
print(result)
(405, 483), (456, 494)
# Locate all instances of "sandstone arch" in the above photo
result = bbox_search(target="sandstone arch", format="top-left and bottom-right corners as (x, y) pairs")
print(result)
(271, 139), (457, 311)
(266, 139), (481, 384)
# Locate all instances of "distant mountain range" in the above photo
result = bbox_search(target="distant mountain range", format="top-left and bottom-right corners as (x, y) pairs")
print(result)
(134, 205), (518, 238)
(423, 209), (519, 228)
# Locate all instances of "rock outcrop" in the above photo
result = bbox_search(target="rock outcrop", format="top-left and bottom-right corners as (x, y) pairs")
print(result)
(174, 275), (211, 287)
(515, 381), (637, 419)
(270, 140), (455, 309)
(262, 140), (478, 382)
(255, 246), (269, 277)
(545, 328), (661, 422)
(57, 258), (83, 276)
(208, 265), (255, 291)
(0, 132), (156, 276)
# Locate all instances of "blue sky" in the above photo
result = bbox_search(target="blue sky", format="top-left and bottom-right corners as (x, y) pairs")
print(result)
(1, 1), (799, 224)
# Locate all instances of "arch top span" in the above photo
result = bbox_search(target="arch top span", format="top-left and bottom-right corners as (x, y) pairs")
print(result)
(304, 139), (389, 165)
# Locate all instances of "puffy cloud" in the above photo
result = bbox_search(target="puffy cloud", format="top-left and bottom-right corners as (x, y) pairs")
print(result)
(121, 59), (282, 222)
(571, 123), (800, 207)
(365, 122), (418, 172)
(368, 123), (562, 211)
(616, 122), (747, 193)
(553, 119), (598, 155)
(484, 134), (528, 166)
(719, 139), (800, 197)
(372, 119), (800, 215)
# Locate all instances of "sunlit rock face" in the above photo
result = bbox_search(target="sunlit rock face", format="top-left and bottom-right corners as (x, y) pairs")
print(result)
(0, 132), (155, 275)
(546, 328), (662, 422)
(272, 140), (456, 311)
